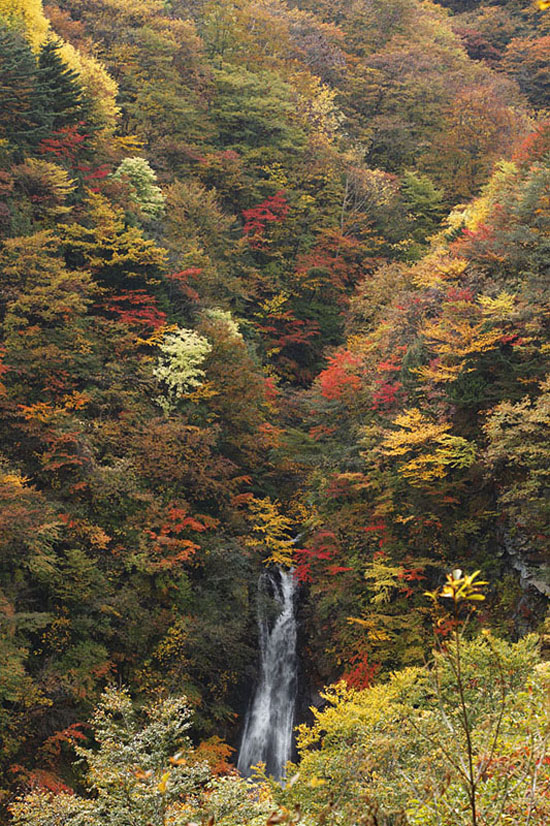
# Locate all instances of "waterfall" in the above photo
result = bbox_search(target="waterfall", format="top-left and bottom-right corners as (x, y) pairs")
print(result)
(237, 567), (298, 780)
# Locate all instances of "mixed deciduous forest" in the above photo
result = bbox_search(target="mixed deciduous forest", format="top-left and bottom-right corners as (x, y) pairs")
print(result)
(3, 0), (550, 822)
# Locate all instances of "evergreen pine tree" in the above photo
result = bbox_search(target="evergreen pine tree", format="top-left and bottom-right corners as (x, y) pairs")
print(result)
(37, 38), (88, 130)
(0, 23), (49, 150)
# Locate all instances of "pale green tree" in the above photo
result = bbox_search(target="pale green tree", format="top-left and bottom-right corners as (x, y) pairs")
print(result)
(154, 327), (212, 412)
(112, 157), (165, 221)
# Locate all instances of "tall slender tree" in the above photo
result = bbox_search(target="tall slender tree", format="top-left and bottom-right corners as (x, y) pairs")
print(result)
(38, 37), (88, 130)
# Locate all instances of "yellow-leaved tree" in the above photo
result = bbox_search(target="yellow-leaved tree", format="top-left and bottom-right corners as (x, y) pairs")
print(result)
(245, 497), (295, 567)
(381, 409), (477, 486)
(58, 42), (119, 133)
(0, 0), (49, 49)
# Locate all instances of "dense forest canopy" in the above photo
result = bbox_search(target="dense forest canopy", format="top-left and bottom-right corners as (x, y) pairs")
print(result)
(3, 0), (550, 822)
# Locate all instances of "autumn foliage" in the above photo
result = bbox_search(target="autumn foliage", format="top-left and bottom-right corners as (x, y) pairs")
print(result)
(2, 0), (550, 814)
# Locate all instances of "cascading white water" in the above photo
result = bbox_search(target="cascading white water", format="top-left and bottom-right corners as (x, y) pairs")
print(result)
(237, 567), (298, 780)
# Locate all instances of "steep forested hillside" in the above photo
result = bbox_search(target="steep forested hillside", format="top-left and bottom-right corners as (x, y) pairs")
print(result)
(2, 0), (550, 822)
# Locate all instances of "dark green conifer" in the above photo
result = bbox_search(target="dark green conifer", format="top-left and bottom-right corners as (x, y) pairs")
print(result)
(37, 38), (88, 130)
(0, 23), (48, 150)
